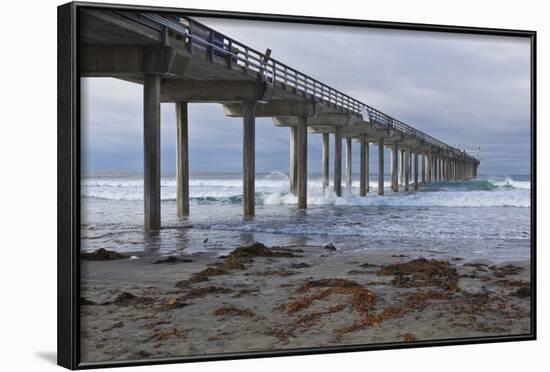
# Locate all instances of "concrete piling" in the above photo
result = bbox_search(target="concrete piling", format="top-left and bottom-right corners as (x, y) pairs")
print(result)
(359, 134), (368, 196)
(289, 127), (298, 195)
(243, 101), (256, 216)
(334, 127), (342, 197)
(297, 117), (308, 209)
(143, 74), (161, 231)
(175, 101), (189, 217)
(404, 149), (410, 192)
(420, 153), (426, 185)
(322, 132), (329, 192)
(414, 152), (419, 191)
(346, 137), (352, 193)
(391, 143), (398, 192)
(378, 139), (384, 195)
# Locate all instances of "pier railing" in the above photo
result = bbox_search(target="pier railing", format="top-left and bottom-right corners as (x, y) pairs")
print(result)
(141, 12), (476, 162)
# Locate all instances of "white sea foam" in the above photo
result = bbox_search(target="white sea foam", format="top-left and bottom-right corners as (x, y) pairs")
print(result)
(81, 174), (530, 208)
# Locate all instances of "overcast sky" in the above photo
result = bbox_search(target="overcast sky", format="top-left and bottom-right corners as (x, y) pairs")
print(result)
(81, 16), (531, 176)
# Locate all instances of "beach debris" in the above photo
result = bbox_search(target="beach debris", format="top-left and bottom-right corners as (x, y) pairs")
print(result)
(102, 321), (124, 332)
(402, 332), (417, 342)
(130, 350), (152, 359)
(80, 297), (97, 306)
(182, 285), (233, 298)
(281, 278), (374, 314)
(323, 243), (337, 252)
(105, 292), (154, 306)
(392, 254), (408, 258)
(176, 242), (301, 285)
(490, 264), (524, 277)
(80, 248), (129, 261)
(214, 304), (255, 317)
(246, 268), (297, 277)
(267, 303), (347, 342)
(359, 262), (379, 268)
(400, 289), (452, 311)
(376, 258), (460, 291)
(153, 256), (193, 264)
(164, 297), (191, 309)
(291, 262), (311, 269)
(513, 285), (531, 298)
(203, 238), (209, 243)
(145, 327), (188, 343)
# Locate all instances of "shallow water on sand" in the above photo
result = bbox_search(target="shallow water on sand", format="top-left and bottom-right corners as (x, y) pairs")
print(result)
(81, 173), (531, 263)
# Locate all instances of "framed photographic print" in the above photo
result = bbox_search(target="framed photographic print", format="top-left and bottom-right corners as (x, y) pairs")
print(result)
(58, 1), (536, 369)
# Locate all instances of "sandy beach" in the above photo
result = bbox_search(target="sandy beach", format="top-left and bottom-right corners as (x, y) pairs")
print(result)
(80, 243), (531, 363)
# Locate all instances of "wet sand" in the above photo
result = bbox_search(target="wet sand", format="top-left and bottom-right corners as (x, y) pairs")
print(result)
(80, 244), (531, 363)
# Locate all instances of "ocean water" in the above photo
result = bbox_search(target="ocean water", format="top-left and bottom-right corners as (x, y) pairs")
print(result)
(81, 172), (531, 263)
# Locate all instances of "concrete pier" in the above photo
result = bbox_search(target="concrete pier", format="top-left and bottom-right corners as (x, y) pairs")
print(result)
(434, 156), (438, 182)
(143, 74), (161, 231)
(243, 101), (256, 216)
(175, 102), (189, 217)
(378, 139), (384, 195)
(399, 150), (405, 186)
(297, 117), (308, 209)
(404, 149), (410, 192)
(391, 143), (398, 192)
(420, 153), (426, 185)
(359, 134), (368, 196)
(79, 10), (481, 229)
(289, 127), (298, 195)
(334, 127), (342, 197)
(346, 138), (352, 192)
(322, 133), (329, 192)
(413, 152), (419, 191)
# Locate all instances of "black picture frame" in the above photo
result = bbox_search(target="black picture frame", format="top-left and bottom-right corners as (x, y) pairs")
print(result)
(58, 1), (537, 369)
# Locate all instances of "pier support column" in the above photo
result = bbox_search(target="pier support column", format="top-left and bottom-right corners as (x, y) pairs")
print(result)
(439, 158), (443, 181)
(322, 133), (329, 192)
(360, 134), (368, 196)
(176, 102), (189, 218)
(144, 74), (161, 231)
(391, 143), (398, 192)
(334, 127), (342, 196)
(427, 153), (432, 183)
(432, 156), (438, 182)
(243, 101), (256, 216)
(399, 150), (405, 185)
(378, 139), (384, 195)
(289, 127), (298, 195)
(297, 117), (308, 209)
(414, 152), (419, 191)
(404, 149), (410, 192)
(420, 153), (426, 185)
(346, 138), (352, 193)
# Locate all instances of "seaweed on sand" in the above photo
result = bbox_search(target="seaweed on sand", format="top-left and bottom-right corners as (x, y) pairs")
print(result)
(376, 258), (460, 291)
(106, 292), (154, 306)
(81, 248), (129, 261)
(176, 242), (301, 286)
(214, 304), (255, 317)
